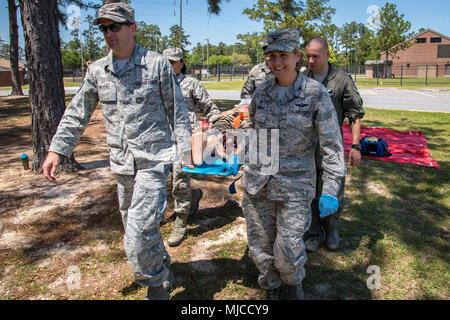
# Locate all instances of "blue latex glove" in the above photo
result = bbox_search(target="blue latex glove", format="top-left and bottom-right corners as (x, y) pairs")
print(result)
(319, 194), (339, 218)
(225, 154), (241, 176)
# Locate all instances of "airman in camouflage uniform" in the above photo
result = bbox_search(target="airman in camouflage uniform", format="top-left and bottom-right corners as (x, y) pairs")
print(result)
(240, 39), (272, 101)
(240, 60), (273, 100)
(163, 48), (221, 247)
(242, 29), (345, 300)
(42, 3), (192, 300)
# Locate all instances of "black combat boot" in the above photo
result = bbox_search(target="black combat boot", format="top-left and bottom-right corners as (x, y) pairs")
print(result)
(266, 288), (279, 300)
(287, 283), (305, 300)
(324, 214), (340, 251)
(189, 188), (203, 216)
(304, 226), (326, 252)
(146, 285), (170, 300)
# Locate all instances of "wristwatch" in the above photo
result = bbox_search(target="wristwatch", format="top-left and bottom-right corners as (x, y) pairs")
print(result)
(351, 144), (361, 151)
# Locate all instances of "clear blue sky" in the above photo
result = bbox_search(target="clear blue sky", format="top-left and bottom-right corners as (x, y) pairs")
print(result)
(1, 0), (449, 52)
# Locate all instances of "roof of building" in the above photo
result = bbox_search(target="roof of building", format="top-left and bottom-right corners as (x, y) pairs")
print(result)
(381, 28), (450, 55)
(411, 28), (450, 42)
(0, 59), (26, 71)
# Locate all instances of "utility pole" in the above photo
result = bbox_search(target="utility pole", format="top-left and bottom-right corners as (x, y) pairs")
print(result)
(233, 45), (235, 77)
(179, 0), (182, 48)
(206, 38), (209, 76)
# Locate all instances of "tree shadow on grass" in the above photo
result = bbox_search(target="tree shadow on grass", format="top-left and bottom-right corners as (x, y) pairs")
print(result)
(170, 248), (371, 300)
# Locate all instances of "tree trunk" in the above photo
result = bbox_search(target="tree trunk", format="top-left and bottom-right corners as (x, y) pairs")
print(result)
(19, 0), (80, 173)
(8, 0), (23, 96)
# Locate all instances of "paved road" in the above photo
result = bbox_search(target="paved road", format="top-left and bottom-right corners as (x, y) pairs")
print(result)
(2, 87), (449, 112)
(208, 88), (450, 113)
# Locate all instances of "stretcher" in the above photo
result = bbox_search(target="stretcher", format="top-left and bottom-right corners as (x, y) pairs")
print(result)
(181, 155), (242, 177)
(182, 155), (243, 194)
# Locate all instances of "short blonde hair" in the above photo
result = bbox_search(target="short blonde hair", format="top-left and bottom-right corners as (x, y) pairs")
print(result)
(293, 48), (303, 71)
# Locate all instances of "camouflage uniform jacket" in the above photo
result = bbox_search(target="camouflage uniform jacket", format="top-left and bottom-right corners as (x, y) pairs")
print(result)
(240, 62), (273, 99)
(177, 74), (221, 125)
(304, 63), (364, 130)
(242, 72), (346, 201)
(49, 44), (192, 175)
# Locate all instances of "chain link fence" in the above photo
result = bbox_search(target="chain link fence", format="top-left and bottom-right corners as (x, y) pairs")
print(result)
(63, 69), (86, 83)
(352, 63), (450, 86)
(187, 64), (251, 81)
(64, 62), (450, 87)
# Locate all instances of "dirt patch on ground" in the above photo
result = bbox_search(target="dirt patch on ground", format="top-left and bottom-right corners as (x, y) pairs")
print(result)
(0, 97), (255, 300)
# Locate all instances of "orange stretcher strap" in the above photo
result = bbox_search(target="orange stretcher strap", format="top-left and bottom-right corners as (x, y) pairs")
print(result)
(233, 112), (250, 130)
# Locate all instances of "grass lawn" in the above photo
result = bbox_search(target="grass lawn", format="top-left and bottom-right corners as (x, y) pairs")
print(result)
(202, 80), (246, 91)
(353, 76), (450, 90)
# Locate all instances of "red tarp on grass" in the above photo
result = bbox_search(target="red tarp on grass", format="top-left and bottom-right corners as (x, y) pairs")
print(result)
(342, 123), (440, 169)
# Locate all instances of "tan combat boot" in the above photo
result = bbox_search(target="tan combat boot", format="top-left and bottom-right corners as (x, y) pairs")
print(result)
(168, 213), (188, 247)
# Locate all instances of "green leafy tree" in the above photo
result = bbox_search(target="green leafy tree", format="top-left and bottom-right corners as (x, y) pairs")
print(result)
(206, 0), (230, 14)
(184, 53), (203, 68)
(209, 55), (232, 66)
(168, 25), (191, 52)
(0, 36), (10, 59)
(339, 22), (363, 67)
(82, 14), (104, 62)
(57, 0), (101, 27)
(318, 23), (340, 53)
(135, 22), (162, 51)
(373, 2), (412, 77)
(236, 32), (266, 65)
(190, 42), (208, 59)
(356, 26), (378, 64)
(233, 53), (251, 66)
(243, 0), (335, 42)
(62, 48), (81, 69)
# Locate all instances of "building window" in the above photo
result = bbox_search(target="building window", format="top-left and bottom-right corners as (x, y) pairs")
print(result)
(416, 38), (426, 43)
(431, 37), (442, 43)
(406, 63), (410, 68)
(437, 45), (450, 58)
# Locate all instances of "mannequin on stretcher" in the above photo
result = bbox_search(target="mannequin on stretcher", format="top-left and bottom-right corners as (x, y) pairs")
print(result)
(182, 103), (250, 177)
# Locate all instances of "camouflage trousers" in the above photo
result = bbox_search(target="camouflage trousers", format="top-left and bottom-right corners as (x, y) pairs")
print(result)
(307, 171), (346, 238)
(116, 164), (171, 287)
(242, 187), (312, 290)
(169, 160), (191, 215)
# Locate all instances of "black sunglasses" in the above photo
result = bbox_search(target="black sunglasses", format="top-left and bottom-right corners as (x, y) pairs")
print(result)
(98, 22), (131, 33)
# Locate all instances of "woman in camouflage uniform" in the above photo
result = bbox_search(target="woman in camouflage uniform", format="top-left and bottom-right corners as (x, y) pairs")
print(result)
(163, 48), (221, 247)
(242, 29), (345, 299)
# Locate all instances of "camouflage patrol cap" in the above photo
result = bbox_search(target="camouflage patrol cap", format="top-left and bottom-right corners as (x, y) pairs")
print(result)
(93, 2), (136, 25)
(264, 28), (300, 54)
(163, 48), (183, 61)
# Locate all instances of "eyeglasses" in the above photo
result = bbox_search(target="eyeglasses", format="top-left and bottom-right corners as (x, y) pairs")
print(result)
(98, 22), (130, 33)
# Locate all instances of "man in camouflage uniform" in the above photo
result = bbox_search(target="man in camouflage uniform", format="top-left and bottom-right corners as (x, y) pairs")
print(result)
(242, 29), (345, 299)
(303, 36), (365, 252)
(240, 43), (273, 102)
(42, 3), (192, 300)
(163, 48), (221, 247)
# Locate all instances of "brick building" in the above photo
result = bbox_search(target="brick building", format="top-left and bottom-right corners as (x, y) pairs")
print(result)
(376, 29), (450, 78)
(0, 59), (27, 86)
